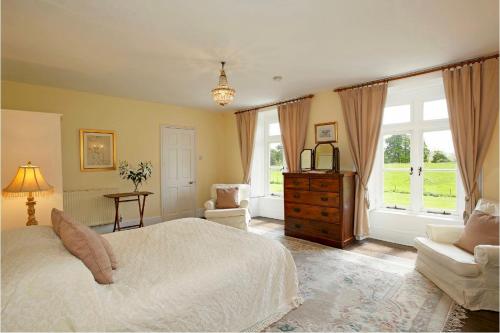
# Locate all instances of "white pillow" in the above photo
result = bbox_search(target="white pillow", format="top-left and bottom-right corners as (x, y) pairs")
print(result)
(475, 199), (499, 216)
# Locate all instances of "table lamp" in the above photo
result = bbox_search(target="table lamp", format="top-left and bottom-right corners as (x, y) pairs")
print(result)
(3, 161), (53, 226)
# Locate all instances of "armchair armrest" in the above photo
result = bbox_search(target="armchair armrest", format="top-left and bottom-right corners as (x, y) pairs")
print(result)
(204, 199), (216, 210)
(426, 224), (464, 244)
(239, 199), (249, 209)
(475, 245), (500, 268)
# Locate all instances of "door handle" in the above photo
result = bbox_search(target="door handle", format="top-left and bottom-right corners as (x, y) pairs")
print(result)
(409, 166), (413, 175)
(418, 167), (422, 176)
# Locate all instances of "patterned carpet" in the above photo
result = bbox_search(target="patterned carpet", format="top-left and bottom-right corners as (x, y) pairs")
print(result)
(255, 231), (465, 332)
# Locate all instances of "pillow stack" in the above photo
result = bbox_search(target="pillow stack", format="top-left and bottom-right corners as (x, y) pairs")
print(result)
(51, 208), (117, 284)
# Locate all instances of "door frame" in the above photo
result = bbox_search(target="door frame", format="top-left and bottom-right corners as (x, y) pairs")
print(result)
(160, 125), (197, 221)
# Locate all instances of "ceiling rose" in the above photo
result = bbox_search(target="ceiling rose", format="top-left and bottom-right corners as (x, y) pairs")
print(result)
(211, 61), (235, 107)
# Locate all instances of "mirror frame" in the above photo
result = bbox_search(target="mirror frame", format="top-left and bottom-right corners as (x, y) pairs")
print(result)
(300, 149), (314, 171)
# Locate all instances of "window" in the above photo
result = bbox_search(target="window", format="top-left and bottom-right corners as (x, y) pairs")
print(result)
(374, 77), (464, 215)
(250, 109), (286, 197)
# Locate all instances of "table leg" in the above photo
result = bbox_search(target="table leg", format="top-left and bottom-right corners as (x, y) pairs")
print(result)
(138, 195), (147, 228)
(113, 198), (120, 232)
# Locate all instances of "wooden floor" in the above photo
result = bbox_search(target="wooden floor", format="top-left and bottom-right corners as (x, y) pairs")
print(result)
(250, 217), (499, 332)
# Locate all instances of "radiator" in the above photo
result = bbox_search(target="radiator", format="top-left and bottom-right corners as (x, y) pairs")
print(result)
(63, 188), (118, 226)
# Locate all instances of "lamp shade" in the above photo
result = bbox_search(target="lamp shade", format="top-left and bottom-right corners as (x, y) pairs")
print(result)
(3, 161), (53, 194)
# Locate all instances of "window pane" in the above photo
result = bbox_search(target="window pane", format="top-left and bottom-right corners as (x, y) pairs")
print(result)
(383, 133), (411, 167)
(269, 122), (281, 136)
(383, 133), (411, 208)
(423, 130), (456, 212)
(423, 99), (448, 120)
(269, 142), (284, 194)
(383, 171), (411, 208)
(383, 104), (411, 125)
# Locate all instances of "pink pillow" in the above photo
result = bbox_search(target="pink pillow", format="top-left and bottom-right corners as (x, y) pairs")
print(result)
(51, 208), (117, 270)
(59, 218), (114, 284)
(454, 211), (499, 254)
(216, 187), (239, 209)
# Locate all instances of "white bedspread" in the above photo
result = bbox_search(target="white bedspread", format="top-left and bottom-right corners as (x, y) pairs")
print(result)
(1, 218), (301, 331)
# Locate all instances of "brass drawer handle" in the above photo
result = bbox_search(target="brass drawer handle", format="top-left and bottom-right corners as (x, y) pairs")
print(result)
(320, 197), (328, 201)
(321, 211), (329, 217)
(320, 183), (328, 187)
(293, 208), (301, 213)
(294, 223), (302, 228)
(293, 193), (300, 199)
(293, 181), (300, 185)
(321, 229), (328, 234)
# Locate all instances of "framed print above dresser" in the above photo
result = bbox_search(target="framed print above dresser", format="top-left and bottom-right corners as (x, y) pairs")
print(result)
(283, 171), (355, 248)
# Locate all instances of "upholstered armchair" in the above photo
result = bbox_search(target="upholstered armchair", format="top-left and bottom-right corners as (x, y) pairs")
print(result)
(204, 184), (251, 230)
(414, 199), (499, 311)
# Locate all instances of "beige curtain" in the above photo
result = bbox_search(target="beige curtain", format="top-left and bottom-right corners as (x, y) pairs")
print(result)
(339, 83), (388, 238)
(443, 58), (499, 221)
(236, 110), (258, 184)
(278, 98), (312, 172)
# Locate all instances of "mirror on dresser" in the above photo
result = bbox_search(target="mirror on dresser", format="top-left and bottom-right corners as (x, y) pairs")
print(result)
(300, 149), (314, 171)
(314, 143), (340, 172)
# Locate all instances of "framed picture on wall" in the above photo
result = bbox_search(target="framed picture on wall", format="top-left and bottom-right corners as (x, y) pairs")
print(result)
(79, 129), (116, 171)
(315, 122), (338, 143)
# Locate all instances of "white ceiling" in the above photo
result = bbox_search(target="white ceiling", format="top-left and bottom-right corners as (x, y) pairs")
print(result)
(2, 0), (498, 111)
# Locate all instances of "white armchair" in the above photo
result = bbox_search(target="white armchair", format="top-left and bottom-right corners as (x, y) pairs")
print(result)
(414, 199), (499, 311)
(204, 184), (251, 230)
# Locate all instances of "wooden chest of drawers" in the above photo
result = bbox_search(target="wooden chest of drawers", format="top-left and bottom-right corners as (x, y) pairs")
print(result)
(283, 172), (355, 248)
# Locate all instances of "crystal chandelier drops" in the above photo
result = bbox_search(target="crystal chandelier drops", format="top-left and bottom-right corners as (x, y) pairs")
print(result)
(211, 61), (235, 106)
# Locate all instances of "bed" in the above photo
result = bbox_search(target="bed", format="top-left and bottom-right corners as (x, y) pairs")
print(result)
(1, 218), (301, 331)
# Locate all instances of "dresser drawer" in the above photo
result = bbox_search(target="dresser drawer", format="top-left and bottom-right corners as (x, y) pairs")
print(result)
(310, 178), (340, 192)
(284, 177), (309, 190)
(285, 190), (340, 207)
(285, 218), (341, 240)
(285, 203), (340, 223)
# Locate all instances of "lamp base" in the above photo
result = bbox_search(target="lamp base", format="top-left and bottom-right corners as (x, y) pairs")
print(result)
(26, 194), (38, 226)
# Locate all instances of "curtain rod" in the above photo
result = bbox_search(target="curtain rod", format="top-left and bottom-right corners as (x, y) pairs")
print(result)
(333, 53), (499, 93)
(235, 94), (314, 115)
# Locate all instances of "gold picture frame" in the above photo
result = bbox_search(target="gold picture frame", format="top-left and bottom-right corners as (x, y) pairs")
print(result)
(315, 122), (338, 143)
(79, 129), (116, 171)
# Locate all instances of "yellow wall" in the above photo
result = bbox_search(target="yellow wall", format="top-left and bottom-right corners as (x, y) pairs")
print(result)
(1, 80), (231, 222)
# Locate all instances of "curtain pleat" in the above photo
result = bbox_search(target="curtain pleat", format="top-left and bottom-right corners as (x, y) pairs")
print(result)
(278, 98), (312, 172)
(236, 110), (258, 184)
(442, 58), (499, 222)
(339, 83), (387, 238)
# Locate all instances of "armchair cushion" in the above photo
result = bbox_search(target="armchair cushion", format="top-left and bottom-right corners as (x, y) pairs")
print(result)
(426, 224), (464, 243)
(454, 211), (499, 254)
(205, 208), (247, 219)
(415, 237), (480, 277)
(215, 187), (239, 209)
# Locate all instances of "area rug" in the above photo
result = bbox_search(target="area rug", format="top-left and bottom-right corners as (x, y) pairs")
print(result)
(258, 233), (466, 332)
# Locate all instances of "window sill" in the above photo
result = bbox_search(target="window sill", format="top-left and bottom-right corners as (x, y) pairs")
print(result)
(371, 207), (462, 224)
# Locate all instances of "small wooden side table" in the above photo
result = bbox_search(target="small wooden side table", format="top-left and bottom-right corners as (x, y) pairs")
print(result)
(103, 191), (153, 232)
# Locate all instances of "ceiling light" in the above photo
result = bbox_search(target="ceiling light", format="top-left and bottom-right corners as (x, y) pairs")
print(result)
(211, 61), (235, 107)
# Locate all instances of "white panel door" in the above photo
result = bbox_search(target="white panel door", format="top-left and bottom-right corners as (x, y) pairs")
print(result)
(161, 126), (196, 220)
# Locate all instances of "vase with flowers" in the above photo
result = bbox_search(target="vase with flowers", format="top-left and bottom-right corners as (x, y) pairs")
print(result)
(119, 160), (153, 192)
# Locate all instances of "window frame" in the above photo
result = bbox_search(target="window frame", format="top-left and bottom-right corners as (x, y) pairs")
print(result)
(261, 109), (286, 197)
(374, 78), (464, 216)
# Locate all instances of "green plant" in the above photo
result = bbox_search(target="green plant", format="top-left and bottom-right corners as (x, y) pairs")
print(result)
(119, 160), (152, 192)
